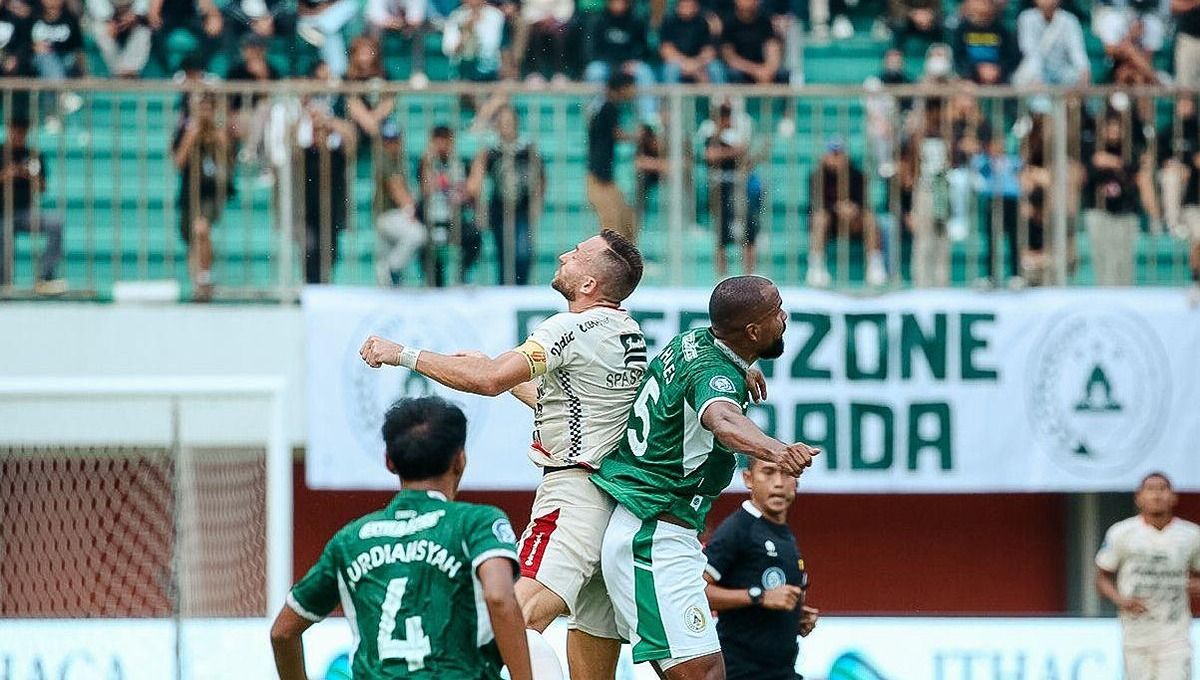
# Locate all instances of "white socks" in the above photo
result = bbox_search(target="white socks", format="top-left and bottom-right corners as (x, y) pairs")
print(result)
(525, 629), (564, 680)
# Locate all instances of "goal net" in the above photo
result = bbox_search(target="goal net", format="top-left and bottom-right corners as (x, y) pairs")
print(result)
(0, 377), (290, 632)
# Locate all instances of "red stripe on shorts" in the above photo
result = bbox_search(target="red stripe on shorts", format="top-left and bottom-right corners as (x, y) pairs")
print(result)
(518, 508), (561, 579)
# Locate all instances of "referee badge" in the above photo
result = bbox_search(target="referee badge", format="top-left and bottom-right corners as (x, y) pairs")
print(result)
(762, 567), (787, 590)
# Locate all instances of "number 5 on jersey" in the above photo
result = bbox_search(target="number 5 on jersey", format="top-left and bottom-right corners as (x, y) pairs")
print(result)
(627, 377), (661, 457)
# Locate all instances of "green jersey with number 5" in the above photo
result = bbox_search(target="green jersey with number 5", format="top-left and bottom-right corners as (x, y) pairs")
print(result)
(593, 327), (751, 532)
(287, 489), (519, 679)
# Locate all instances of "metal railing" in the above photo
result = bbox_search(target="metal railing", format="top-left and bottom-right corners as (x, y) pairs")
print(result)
(0, 78), (1194, 300)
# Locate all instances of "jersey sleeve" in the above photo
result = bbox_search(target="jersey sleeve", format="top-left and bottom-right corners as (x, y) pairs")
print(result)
(464, 505), (520, 576)
(685, 362), (746, 425)
(287, 533), (344, 623)
(1094, 524), (1123, 573)
(703, 514), (744, 583)
(519, 312), (576, 377)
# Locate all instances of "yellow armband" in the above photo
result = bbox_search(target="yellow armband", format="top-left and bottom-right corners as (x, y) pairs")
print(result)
(514, 339), (549, 379)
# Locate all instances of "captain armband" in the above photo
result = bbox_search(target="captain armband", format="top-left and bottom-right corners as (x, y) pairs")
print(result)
(513, 339), (549, 379)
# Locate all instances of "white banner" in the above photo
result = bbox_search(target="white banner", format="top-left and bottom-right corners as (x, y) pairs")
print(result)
(4, 617), (1191, 680)
(303, 286), (1200, 492)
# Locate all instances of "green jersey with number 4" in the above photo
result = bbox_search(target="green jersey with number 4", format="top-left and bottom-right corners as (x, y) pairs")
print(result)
(287, 489), (519, 679)
(593, 327), (751, 532)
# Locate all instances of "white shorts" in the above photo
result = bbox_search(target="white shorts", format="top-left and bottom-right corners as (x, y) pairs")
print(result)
(517, 467), (619, 639)
(601, 503), (720, 665)
(1124, 642), (1192, 680)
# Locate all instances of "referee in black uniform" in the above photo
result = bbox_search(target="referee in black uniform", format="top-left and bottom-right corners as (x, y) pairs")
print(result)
(703, 455), (819, 680)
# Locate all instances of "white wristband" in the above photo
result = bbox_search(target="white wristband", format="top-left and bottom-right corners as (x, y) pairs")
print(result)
(399, 346), (422, 370)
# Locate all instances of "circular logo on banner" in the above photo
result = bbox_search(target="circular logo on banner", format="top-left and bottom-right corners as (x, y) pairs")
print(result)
(344, 305), (486, 468)
(761, 567), (787, 590)
(683, 606), (708, 634)
(1026, 308), (1170, 477)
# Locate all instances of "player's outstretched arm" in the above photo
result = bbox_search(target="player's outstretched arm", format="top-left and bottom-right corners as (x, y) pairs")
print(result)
(478, 558), (534, 680)
(359, 336), (533, 397)
(509, 380), (539, 410)
(700, 400), (819, 477)
(269, 606), (315, 680)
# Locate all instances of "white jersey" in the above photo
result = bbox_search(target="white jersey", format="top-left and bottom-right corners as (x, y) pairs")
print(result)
(524, 307), (646, 469)
(1095, 516), (1200, 649)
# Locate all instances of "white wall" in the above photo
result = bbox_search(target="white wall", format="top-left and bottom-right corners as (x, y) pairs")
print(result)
(0, 303), (306, 447)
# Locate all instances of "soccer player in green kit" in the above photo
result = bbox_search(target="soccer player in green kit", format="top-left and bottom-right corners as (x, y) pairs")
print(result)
(269, 397), (533, 680)
(592, 275), (821, 680)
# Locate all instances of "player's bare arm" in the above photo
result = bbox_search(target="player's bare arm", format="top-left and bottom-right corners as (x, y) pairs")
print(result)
(508, 380), (539, 409)
(269, 605), (315, 680)
(702, 571), (802, 612)
(700, 400), (818, 477)
(359, 335), (534, 397)
(799, 605), (819, 637)
(478, 557), (534, 680)
(1096, 568), (1148, 614)
(1190, 572), (1200, 597)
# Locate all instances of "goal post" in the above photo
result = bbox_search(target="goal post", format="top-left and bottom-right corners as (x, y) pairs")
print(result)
(0, 376), (292, 624)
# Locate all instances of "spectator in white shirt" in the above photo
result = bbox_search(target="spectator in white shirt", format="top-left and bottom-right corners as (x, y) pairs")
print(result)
(87, 0), (151, 77)
(366, 0), (429, 87)
(1014, 0), (1090, 86)
(442, 0), (504, 81)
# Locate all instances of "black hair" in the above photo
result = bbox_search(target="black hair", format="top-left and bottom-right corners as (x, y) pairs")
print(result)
(382, 397), (467, 481)
(596, 229), (644, 302)
(709, 275), (775, 336)
(432, 124), (454, 139)
(1139, 471), (1172, 490)
(607, 71), (635, 92)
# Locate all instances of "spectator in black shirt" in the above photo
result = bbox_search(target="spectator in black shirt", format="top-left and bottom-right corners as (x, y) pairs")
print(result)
(581, 0), (658, 124)
(31, 0), (84, 130)
(297, 96), (356, 284)
(148, 0), (222, 75)
(704, 455), (819, 680)
(1082, 109), (1141, 285)
(468, 105), (545, 286)
(952, 0), (1020, 84)
(0, 116), (64, 294)
(703, 102), (763, 276)
(172, 93), (234, 300)
(344, 35), (394, 143)
(660, 0), (724, 84)
(721, 0), (787, 84)
(586, 72), (637, 241)
(0, 1), (33, 88)
(417, 124), (481, 286)
(807, 137), (887, 287)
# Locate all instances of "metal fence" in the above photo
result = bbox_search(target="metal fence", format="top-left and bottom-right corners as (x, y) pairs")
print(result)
(0, 78), (1195, 301)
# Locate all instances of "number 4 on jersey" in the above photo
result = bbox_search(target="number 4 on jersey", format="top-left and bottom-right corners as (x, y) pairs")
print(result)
(378, 577), (433, 670)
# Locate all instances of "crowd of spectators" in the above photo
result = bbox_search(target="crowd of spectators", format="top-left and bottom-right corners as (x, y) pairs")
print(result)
(1, 0), (1199, 297)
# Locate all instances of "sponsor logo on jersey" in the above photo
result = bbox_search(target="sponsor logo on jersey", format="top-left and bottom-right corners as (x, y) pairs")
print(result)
(709, 375), (737, 394)
(549, 332), (575, 357)
(360, 510), (446, 539)
(492, 518), (517, 544)
(762, 566), (787, 590)
(764, 539), (778, 557)
(1026, 308), (1169, 477)
(684, 606), (708, 634)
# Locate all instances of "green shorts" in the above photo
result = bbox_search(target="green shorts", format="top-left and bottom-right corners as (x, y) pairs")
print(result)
(600, 504), (720, 665)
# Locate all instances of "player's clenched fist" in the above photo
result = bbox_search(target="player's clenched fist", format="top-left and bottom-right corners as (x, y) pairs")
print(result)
(776, 442), (820, 477)
(359, 335), (403, 368)
(761, 585), (803, 611)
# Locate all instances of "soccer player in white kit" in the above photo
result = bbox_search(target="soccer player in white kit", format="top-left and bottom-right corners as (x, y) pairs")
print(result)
(1096, 472), (1200, 680)
(360, 230), (649, 680)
